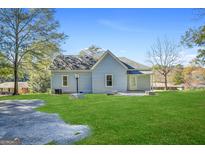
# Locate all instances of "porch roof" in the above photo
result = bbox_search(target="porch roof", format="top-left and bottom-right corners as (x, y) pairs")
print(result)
(127, 70), (153, 75)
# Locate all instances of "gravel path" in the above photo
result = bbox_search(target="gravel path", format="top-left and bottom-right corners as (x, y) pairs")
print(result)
(0, 100), (90, 145)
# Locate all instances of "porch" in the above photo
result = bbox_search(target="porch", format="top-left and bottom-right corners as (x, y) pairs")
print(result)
(127, 70), (153, 91)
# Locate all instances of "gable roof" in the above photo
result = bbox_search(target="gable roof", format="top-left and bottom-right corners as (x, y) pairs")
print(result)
(91, 51), (128, 70)
(51, 50), (150, 71)
(50, 54), (97, 70)
(118, 57), (150, 70)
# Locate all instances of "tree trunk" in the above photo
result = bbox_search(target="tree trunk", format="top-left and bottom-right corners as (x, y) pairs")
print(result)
(13, 9), (19, 95)
(13, 64), (19, 95)
(164, 74), (168, 90)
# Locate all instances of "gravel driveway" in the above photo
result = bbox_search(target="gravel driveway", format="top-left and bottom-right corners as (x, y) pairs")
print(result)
(0, 100), (90, 145)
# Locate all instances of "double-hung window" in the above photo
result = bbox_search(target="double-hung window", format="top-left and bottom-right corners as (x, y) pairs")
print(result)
(105, 74), (113, 87)
(62, 75), (68, 87)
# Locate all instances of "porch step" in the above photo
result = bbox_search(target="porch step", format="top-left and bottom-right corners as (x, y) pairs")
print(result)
(145, 91), (155, 95)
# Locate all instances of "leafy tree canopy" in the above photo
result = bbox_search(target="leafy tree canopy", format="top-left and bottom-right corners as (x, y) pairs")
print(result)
(0, 8), (67, 94)
(181, 9), (205, 66)
(79, 45), (106, 60)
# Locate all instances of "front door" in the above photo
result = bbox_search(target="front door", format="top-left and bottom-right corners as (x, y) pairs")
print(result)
(128, 75), (137, 90)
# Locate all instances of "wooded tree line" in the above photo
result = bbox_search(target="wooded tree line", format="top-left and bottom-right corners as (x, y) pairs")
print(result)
(153, 65), (205, 89)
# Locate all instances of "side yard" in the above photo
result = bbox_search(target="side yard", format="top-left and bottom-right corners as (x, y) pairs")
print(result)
(0, 90), (205, 144)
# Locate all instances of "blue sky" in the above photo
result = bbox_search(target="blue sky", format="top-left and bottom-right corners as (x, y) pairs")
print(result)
(55, 9), (204, 65)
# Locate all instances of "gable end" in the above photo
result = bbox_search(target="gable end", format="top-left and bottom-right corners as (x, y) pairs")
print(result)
(91, 51), (127, 70)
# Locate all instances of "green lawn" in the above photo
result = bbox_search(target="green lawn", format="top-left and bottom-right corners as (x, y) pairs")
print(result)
(0, 90), (205, 144)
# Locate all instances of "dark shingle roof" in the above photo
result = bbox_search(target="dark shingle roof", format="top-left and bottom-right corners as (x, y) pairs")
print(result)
(51, 52), (151, 71)
(51, 54), (97, 70)
(118, 57), (150, 70)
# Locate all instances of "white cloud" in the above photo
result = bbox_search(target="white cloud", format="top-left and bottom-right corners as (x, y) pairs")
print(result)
(97, 19), (141, 33)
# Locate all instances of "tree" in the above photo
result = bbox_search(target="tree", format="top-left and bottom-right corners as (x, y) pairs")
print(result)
(0, 53), (13, 82)
(23, 42), (59, 93)
(148, 38), (181, 90)
(0, 9), (66, 95)
(181, 9), (205, 66)
(172, 64), (184, 85)
(0, 52), (26, 82)
(182, 66), (195, 89)
(181, 28), (205, 66)
(79, 45), (106, 60)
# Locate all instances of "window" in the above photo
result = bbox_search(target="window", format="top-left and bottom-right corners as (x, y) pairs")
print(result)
(62, 75), (68, 86)
(105, 74), (113, 87)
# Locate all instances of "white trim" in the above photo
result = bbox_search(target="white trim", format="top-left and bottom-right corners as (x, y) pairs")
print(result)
(105, 74), (113, 87)
(91, 52), (107, 70)
(62, 75), (69, 87)
(91, 51), (128, 70)
(51, 70), (91, 73)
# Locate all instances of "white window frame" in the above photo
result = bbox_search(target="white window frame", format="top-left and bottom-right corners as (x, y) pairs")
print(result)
(105, 74), (113, 87)
(62, 75), (68, 87)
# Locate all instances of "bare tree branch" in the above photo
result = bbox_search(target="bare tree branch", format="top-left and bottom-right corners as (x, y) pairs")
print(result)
(147, 37), (181, 90)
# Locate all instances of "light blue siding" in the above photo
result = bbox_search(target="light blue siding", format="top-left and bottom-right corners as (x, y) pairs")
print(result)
(92, 54), (127, 93)
(51, 72), (92, 93)
(51, 52), (151, 93)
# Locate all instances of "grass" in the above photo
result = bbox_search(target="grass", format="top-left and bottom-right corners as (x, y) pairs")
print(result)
(0, 90), (205, 144)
